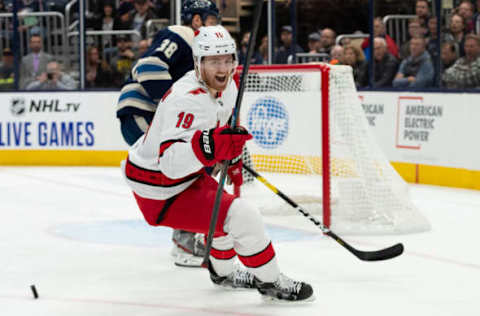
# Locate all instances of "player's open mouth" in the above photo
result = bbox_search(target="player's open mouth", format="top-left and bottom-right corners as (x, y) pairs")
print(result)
(215, 75), (227, 83)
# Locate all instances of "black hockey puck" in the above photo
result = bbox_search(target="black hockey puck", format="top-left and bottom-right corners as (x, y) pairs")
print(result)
(30, 285), (39, 299)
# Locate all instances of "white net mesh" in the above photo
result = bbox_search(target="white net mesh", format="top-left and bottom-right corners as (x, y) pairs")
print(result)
(239, 64), (430, 235)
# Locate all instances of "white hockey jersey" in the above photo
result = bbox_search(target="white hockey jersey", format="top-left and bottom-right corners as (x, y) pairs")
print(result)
(122, 70), (237, 200)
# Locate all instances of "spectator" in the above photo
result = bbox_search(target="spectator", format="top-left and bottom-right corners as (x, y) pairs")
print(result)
(86, 46), (117, 88)
(131, 0), (158, 41)
(0, 47), (14, 90)
(344, 45), (368, 87)
(258, 35), (269, 64)
(110, 35), (135, 82)
(86, 0), (107, 16)
(307, 32), (321, 53)
(26, 61), (76, 90)
(415, 0), (431, 34)
(318, 27), (336, 55)
(441, 42), (459, 72)
(20, 34), (54, 89)
(131, 39), (150, 69)
(400, 18), (424, 59)
(426, 17), (455, 60)
(339, 37), (351, 46)
(136, 39), (150, 58)
(329, 45), (344, 64)
(443, 34), (480, 88)
(94, 1), (116, 48)
(458, 0), (475, 33)
(373, 37), (399, 87)
(150, 0), (169, 18)
(114, 1), (134, 30)
(426, 17), (455, 79)
(361, 17), (400, 59)
(237, 31), (263, 65)
(473, 0), (480, 34)
(393, 36), (434, 88)
(274, 25), (304, 64)
(447, 14), (467, 57)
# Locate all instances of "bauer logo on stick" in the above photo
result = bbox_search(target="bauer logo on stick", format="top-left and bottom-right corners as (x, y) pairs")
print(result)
(247, 96), (289, 149)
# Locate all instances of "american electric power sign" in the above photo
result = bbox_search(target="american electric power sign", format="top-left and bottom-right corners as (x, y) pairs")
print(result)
(359, 94), (446, 150)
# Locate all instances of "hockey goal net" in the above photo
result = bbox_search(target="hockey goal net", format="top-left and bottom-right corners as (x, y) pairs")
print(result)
(238, 64), (430, 235)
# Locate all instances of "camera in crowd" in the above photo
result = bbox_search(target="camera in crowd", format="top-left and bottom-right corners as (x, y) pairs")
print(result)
(47, 72), (54, 80)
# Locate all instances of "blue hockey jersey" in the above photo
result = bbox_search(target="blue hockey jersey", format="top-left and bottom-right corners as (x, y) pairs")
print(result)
(116, 25), (195, 121)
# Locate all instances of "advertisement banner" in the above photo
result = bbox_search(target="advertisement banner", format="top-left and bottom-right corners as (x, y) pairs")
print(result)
(240, 92), (322, 157)
(1, 90), (480, 173)
(359, 91), (478, 170)
(0, 91), (127, 151)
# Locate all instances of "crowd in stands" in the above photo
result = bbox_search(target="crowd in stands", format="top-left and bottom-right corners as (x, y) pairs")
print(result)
(1, 0), (480, 90)
(0, 0), (167, 90)
(247, 0), (480, 90)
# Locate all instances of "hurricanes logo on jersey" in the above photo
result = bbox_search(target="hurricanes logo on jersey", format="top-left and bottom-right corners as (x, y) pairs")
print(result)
(247, 96), (289, 149)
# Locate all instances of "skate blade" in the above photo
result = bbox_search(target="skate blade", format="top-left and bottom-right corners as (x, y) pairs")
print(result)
(174, 253), (203, 268)
(212, 283), (256, 291)
(170, 247), (178, 258)
(260, 294), (316, 304)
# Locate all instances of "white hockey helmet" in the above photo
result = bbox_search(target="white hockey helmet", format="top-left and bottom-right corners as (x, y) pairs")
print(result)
(192, 25), (237, 65)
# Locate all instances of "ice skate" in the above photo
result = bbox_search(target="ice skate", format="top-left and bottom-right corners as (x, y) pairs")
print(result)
(255, 273), (314, 302)
(172, 231), (206, 267)
(208, 262), (256, 289)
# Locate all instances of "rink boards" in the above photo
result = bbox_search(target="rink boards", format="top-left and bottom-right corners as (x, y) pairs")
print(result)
(0, 90), (479, 190)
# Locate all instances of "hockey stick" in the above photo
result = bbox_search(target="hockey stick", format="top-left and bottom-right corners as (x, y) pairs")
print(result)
(243, 164), (404, 261)
(202, 1), (264, 267)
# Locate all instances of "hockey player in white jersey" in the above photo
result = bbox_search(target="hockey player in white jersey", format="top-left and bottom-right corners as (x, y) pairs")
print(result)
(122, 25), (314, 302)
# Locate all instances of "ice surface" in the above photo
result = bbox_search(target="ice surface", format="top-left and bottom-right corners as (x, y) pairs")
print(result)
(1, 167), (479, 315)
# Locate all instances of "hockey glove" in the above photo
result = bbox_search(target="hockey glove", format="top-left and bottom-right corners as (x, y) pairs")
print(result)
(210, 157), (243, 186)
(227, 155), (243, 186)
(192, 126), (252, 166)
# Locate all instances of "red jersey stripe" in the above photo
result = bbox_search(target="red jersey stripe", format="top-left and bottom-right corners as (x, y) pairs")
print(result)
(189, 88), (207, 95)
(159, 139), (186, 157)
(125, 157), (203, 187)
(161, 88), (172, 102)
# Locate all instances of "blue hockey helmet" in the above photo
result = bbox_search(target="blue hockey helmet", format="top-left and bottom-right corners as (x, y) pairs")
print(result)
(182, 0), (220, 25)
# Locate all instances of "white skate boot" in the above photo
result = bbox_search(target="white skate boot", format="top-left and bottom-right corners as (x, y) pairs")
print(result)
(208, 262), (256, 289)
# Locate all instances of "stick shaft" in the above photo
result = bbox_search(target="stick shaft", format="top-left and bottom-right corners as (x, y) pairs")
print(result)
(202, 1), (264, 266)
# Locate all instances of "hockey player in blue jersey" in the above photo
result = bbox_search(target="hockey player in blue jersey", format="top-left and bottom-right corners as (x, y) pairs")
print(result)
(116, 0), (220, 267)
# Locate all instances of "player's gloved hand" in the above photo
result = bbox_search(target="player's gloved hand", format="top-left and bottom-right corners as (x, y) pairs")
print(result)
(227, 155), (243, 186)
(210, 156), (243, 186)
(192, 125), (252, 166)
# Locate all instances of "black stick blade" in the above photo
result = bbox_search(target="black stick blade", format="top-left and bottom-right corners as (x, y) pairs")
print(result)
(327, 231), (404, 262)
(354, 243), (404, 261)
